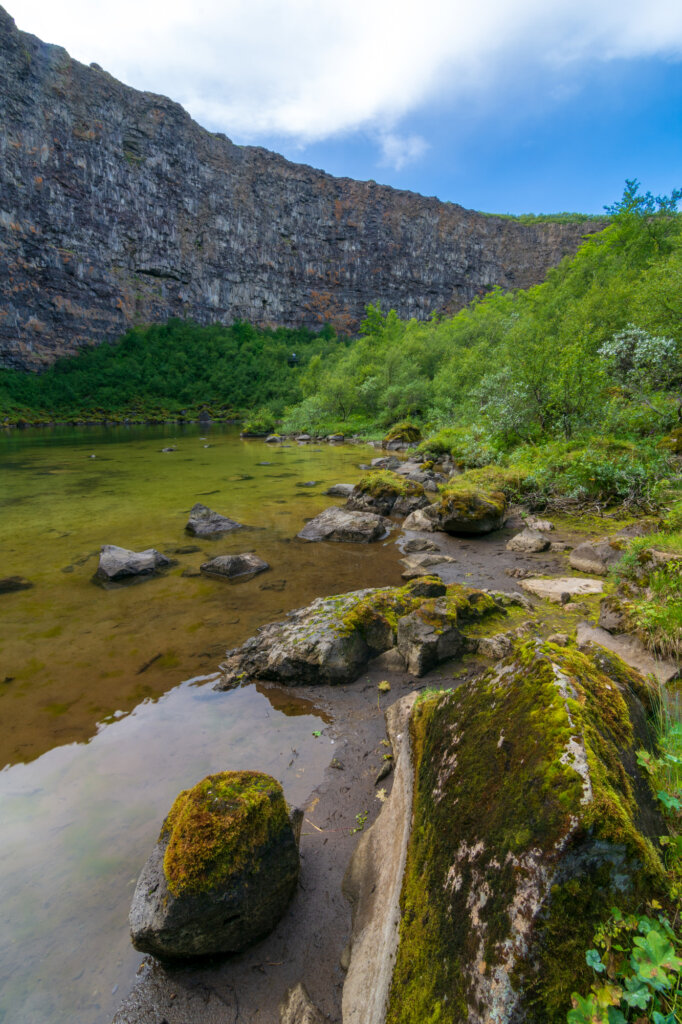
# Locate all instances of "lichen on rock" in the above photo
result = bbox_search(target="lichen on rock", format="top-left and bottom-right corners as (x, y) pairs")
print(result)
(386, 640), (666, 1024)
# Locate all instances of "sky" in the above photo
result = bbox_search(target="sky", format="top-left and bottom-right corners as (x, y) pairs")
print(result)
(12, 0), (682, 215)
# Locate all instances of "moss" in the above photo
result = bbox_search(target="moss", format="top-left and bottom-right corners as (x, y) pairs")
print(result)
(161, 771), (289, 897)
(386, 641), (665, 1024)
(355, 469), (424, 499)
(383, 421), (422, 444)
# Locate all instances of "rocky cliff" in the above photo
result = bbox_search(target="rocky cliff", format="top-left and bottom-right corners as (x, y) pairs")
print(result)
(0, 7), (602, 371)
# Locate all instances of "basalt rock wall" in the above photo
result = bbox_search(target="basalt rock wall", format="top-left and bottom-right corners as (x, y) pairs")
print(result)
(0, 6), (602, 371)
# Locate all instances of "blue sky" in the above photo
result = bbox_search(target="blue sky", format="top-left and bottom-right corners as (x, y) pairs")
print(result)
(13, 0), (682, 215)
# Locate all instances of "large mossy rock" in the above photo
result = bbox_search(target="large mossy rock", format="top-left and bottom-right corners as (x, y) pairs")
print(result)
(346, 470), (428, 517)
(384, 641), (666, 1024)
(217, 578), (501, 688)
(129, 771), (300, 959)
(437, 488), (506, 535)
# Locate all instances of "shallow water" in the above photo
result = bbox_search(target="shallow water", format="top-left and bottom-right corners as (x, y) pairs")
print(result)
(0, 424), (401, 765)
(0, 424), (403, 1024)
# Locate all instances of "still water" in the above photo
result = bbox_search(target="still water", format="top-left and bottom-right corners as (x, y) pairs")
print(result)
(0, 424), (403, 1024)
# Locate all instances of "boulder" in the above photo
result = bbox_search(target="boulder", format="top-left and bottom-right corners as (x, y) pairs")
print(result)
(200, 553), (269, 580)
(186, 502), (244, 537)
(265, 434), (282, 443)
(96, 544), (171, 582)
(397, 600), (465, 674)
(325, 483), (355, 497)
(378, 641), (665, 1024)
(130, 771), (301, 959)
(520, 576), (603, 603)
(576, 623), (680, 684)
(217, 579), (502, 688)
(569, 539), (623, 575)
(392, 493), (430, 517)
(402, 505), (439, 532)
(370, 455), (401, 470)
(296, 506), (392, 543)
(438, 489), (506, 535)
(402, 537), (440, 553)
(506, 528), (551, 553)
(327, 433), (345, 442)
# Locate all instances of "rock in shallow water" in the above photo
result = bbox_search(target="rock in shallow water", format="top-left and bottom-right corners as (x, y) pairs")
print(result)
(95, 544), (171, 582)
(129, 771), (301, 959)
(505, 527), (551, 553)
(186, 502), (244, 537)
(296, 506), (392, 543)
(200, 553), (269, 580)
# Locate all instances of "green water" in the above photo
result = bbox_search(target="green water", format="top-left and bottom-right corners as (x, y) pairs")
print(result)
(0, 424), (404, 1024)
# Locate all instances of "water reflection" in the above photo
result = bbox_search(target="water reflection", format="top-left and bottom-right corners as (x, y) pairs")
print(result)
(0, 677), (331, 1024)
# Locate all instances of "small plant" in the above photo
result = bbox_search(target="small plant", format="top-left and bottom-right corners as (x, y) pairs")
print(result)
(378, 680), (391, 693)
(351, 810), (369, 834)
(568, 907), (682, 1024)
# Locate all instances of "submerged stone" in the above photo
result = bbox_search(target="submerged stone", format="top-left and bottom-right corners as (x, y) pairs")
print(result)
(129, 771), (300, 959)
(95, 544), (171, 582)
(296, 506), (392, 543)
(200, 553), (269, 580)
(186, 502), (244, 537)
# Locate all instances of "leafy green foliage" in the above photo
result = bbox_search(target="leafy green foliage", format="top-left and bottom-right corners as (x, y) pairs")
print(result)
(568, 908), (682, 1024)
(0, 319), (342, 423)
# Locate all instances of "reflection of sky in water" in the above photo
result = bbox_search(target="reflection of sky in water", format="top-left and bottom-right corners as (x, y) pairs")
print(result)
(0, 678), (331, 1024)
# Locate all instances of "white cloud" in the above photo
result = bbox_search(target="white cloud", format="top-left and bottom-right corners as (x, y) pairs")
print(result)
(379, 132), (429, 171)
(13, 0), (682, 143)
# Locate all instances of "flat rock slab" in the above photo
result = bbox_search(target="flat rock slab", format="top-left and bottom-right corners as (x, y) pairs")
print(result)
(186, 502), (244, 537)
(297, 506), (392, 543)
(577, 623), (680, 684)
(96, 545), (171, 582)
(200, 553), (269, 580)
(520, 576), (604, 603)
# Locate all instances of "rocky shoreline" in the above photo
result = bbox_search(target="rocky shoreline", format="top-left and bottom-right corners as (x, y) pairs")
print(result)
(112, 483), (680, 1023)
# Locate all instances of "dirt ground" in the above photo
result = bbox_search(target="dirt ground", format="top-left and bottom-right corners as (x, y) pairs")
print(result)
(112, 517), (586, 1024)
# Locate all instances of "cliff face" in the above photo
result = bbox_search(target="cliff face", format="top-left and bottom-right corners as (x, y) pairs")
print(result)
(0, 7), (601, 371)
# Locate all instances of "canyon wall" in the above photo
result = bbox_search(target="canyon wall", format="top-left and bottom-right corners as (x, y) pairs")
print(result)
(0, 6), (601, 370)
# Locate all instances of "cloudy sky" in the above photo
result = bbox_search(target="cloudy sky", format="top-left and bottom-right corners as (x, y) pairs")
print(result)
(13, 0), (682, 214)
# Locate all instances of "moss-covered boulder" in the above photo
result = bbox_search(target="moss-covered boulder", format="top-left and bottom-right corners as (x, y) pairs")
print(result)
(437, 487), (507, 535)
(217, 579), (503, 688)
(346, 470), (429, 516)
(383, 422), (422, 447)
(384, 641), (666, 1024)
(129, 771), (301, 959)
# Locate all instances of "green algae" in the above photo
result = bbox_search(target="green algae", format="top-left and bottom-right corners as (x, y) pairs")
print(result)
(161, 770), (290, 897)
(386, 641), (665, 1024)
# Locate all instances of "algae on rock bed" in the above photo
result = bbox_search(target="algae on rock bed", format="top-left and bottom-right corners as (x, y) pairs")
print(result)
(386, 640), (666, 1024)
(161, 770), (290, 897)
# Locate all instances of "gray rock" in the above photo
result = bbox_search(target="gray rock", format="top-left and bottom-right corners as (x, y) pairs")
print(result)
(577, 623), (679, 684)
(200, 553), (269, 580)
(397, 600), (464, 675)
(525, 516), (555, 532)
(326, 483), (355, 497)
(96, 544), (171, 582)
(505, 528), (551, 553)
(402, 537), (440, 553)
(279, 983), (325, 1024)
(520, 576), (603, 603)
(392, 493), (430, 516)
(129, 772), (300, 959)
(402, 505), (440, 532)
(569, 540), (623, 575)
(186, 502), (244, 537)
(327, 433), (345, 442)
(265, 435), (282, 443)
(370, 456), (401, 469)
(297, 506), (392, 543)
